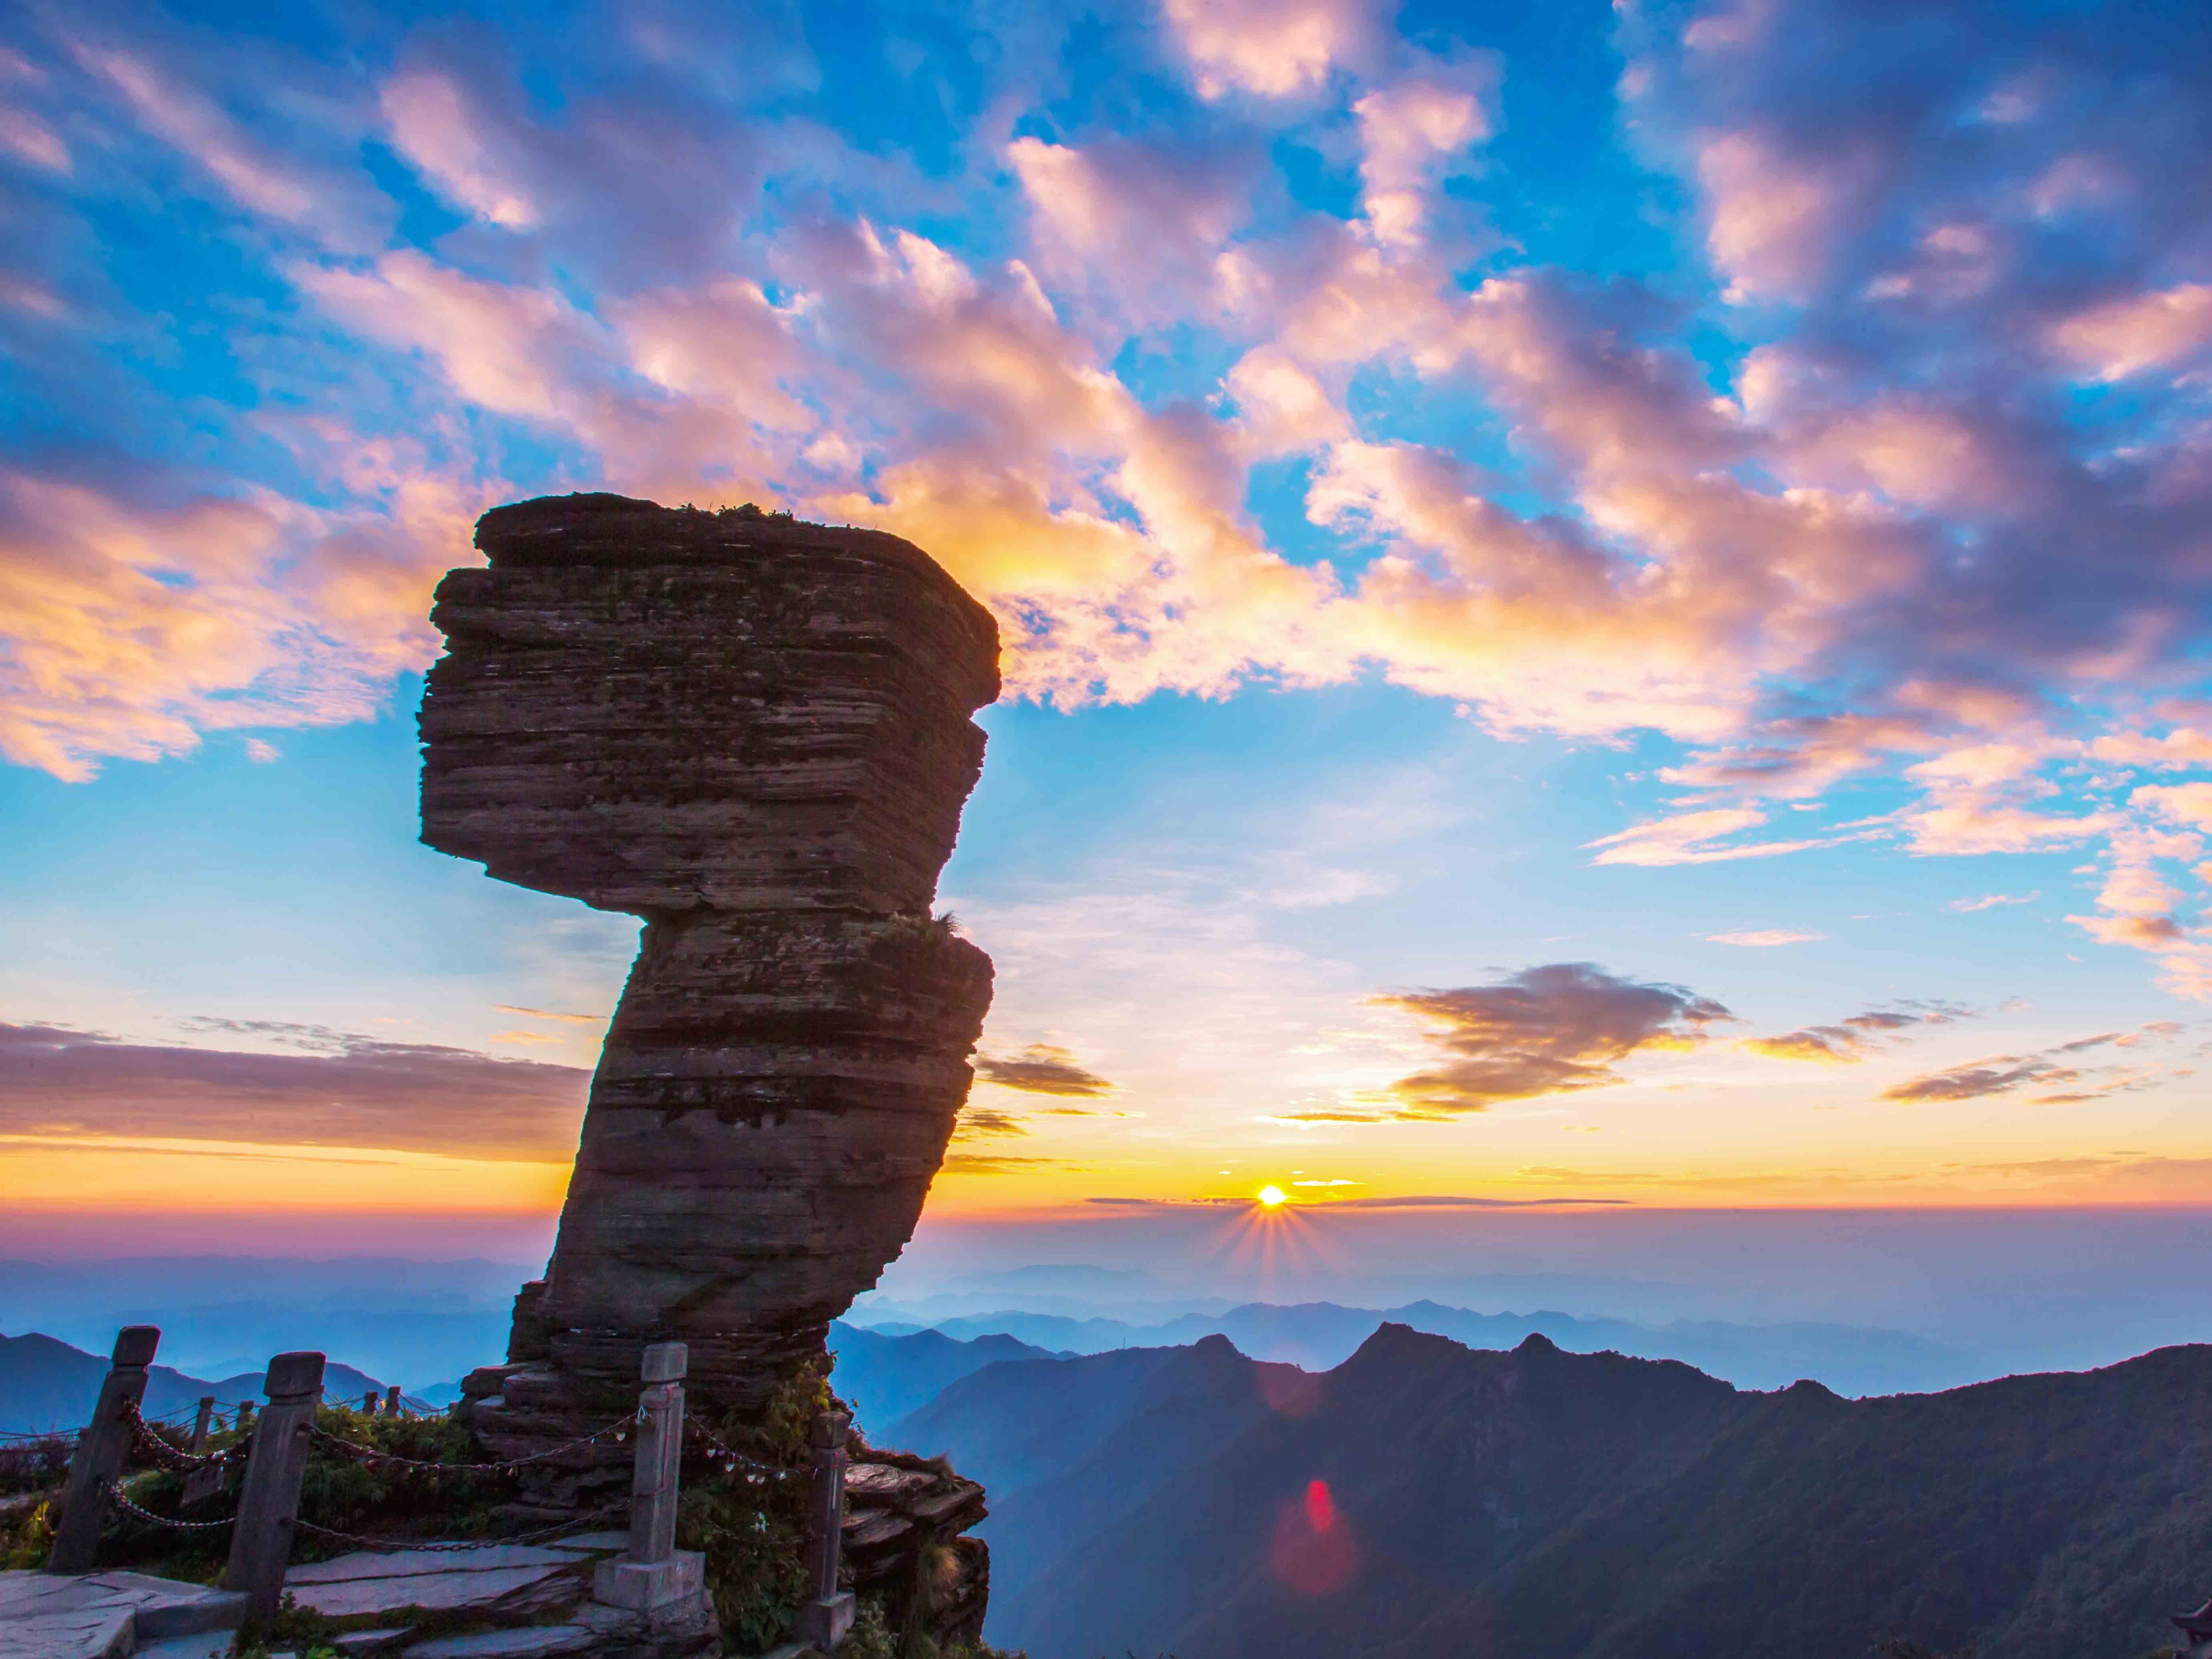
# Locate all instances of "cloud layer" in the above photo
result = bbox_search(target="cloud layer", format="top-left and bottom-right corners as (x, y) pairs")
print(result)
(0, 1022), (588, 1158)
(2, 0), (2210, 997)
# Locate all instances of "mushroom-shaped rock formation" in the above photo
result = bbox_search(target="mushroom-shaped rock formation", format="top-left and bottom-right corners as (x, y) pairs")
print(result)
(419, 494), (997, 1435)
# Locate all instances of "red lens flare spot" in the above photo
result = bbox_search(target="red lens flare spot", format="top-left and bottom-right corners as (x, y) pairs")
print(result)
(1304, 1478), (1336, 1532)
(1269, 1477), (1357, 1596)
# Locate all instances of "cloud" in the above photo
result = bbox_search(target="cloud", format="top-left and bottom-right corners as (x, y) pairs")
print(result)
(1372, 963), (1733, 1115)
(1586, 810), (1847, 868)
(1743, 1001), (1966, 1063)
(1006, 134), (1259, 319)
(1693, 129), (1887, 304)
(1704, 929), (1824, 947)
(1879, 1021), (2178, 1102)
(973, 1044), (1117, 1097)
(0, 465), (467, 779)
(951, 1106), (1030, 1140)
(1882, 1056), (2074, 1103)
(0, 1022), (587, 1159)
(2049, 284), (2212, 382)
(10, 0), (2212, 1019)
(939, 1153), (1059, 1175)
(1158, 0), (1380, 99)
(1950, 892), (2038, 912)
(1352, 49), (1499, 247)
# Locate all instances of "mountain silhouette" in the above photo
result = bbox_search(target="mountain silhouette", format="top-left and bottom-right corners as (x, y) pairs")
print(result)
(896, 1323), (2212, 1659)
(2, 1330), (407, 1434)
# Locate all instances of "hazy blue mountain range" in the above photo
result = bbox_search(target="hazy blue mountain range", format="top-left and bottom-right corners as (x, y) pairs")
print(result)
(890, 1326), (2212, 1659)
(825, 1321), (1062, 1435)
(0, 1257), (525, 1390)
(1, 1330), (409, 1435)
(850, 1297), (1970, 1396)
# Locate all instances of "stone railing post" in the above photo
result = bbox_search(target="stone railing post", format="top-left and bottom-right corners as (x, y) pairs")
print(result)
(385, 1384), (402, 1417)
(224, 1351), (325, 1623)
(190, 1396), (216, 1453)
(594, 1342), (704, 1612)
(49, 1325), (161, 1571)
(795, 1409), (855, 1649)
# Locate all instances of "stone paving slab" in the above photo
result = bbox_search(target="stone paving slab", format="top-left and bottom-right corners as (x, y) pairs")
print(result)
(289, 1546), (599, 1584)
(287, 1562), (579, 1620)
(134, 1632), (236, 1659)
(0, 1603), (133, 1659)
(330, 1630), (411, 1657)
(400, 1625), (600, 1657)
(0, 1569), (246, 1659)
(540, 1532), (628, 1555)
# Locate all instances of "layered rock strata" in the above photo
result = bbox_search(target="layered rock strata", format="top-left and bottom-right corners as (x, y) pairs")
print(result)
(842, 1439), (990, 1650)
(418, 494), (998, 1440)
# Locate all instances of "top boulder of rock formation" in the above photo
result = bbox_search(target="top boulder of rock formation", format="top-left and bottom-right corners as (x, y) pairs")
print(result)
(419, 493), (1000, 917)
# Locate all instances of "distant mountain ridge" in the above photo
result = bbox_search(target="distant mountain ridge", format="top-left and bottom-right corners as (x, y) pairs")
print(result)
(826, 1320), (1061, 1435)
(891, 1325), (2212, 1659)
(2, 1330), (407, 1434)
(850, 1296), (1966, 1395)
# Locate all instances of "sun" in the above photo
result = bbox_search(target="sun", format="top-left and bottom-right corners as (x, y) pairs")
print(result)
(1257, 1184), (1288, 1207)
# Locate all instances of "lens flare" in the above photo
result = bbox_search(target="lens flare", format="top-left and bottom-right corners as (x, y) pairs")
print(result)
(1270, 1475), (1358, 1596)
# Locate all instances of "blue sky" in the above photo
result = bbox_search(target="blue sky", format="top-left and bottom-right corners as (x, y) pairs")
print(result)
(3, 0), (2212, 1239)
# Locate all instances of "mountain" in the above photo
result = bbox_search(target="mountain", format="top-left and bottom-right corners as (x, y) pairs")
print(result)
(891, 1335), (1325, 1622)
(826, 1320), (1060, 1435)
(0, 1256), (529, 1390)
(849, 1298), (1968, 1396)
(907, 1325), (2212, 1659)
(2, 1331), (403, 1435)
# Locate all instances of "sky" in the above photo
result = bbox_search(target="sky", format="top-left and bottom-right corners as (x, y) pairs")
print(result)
(5, 0), (2212, 1266)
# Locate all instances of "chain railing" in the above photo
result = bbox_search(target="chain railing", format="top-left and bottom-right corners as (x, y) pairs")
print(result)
(683, 1415), (805, 1482)
(294, 1501), (627, 1553)
(306, 1410), (639, 1475)
(101, 1477), (238, 1535)
(122, 1401), (249, 1472)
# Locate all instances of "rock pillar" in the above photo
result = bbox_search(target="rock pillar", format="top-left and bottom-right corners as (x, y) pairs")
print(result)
(418, 494), (998, 1456)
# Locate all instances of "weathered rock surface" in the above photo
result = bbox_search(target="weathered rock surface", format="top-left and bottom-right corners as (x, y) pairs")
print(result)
(0, 1568), (248, 1659)
(416, 493), (998, 1418)
(841, 1440), (990, 1649)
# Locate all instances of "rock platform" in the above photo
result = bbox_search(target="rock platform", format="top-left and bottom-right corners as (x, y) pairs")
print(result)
(0, 1569), (246, 1659)
(283, 1532), (712, 1658)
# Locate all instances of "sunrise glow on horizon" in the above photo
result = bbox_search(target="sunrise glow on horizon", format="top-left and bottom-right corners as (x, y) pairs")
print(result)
(4, 0), (2212, 1250)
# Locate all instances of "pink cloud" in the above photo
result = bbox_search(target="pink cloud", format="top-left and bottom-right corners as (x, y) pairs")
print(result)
(1352, 51), (1498, 247)
(0, 103), (67, 172)
(2049, 284), (2212, 382)
(1584, 808), (1837, 868)
(1006, 134), (1258, 319)
(1695, 130), (1884, 303)
(2134, 782), (2212, 834)
(295, 252), (609, 426)
(1159, 0), (1380, 99)
(379, 67), (539, 228)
